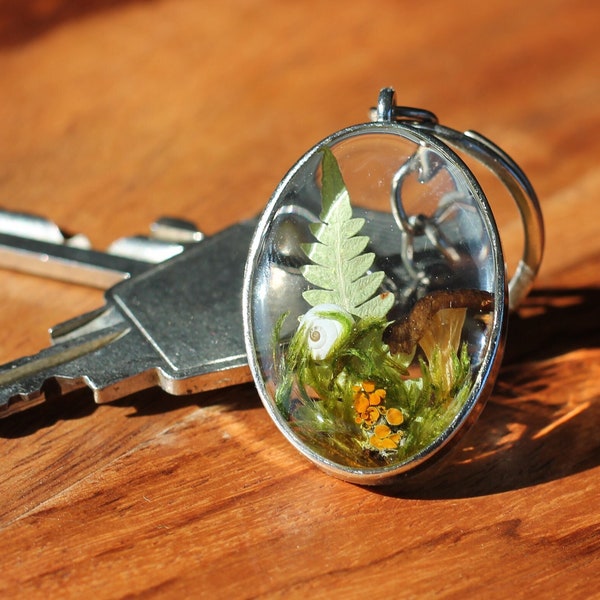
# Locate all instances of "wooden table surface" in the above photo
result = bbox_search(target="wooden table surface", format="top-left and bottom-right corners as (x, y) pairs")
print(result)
(0, 1), (598, 598)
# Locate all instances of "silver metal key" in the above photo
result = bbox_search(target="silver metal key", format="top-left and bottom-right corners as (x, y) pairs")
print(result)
(0, 209), (204, 288)
(0, 217), (256, 417)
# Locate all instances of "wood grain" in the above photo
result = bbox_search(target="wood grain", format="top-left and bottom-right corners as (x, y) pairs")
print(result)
(0, 0), (598, 598)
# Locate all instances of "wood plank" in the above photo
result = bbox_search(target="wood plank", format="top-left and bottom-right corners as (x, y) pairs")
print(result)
(0, 0), (597, 597)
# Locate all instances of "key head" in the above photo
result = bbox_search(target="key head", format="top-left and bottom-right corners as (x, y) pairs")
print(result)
(106, 218), (257, 395)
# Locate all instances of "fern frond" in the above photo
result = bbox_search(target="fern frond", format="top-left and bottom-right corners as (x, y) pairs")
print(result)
(300, 147), (394, 320)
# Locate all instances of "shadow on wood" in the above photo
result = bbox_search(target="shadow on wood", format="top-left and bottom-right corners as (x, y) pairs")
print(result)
(380, 286), (600, 498)
(0, 381), (260, 438)
(0, 0), (158, 48)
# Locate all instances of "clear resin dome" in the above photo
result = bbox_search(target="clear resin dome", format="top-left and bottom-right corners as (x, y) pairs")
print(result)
(244, 122), (506, 484)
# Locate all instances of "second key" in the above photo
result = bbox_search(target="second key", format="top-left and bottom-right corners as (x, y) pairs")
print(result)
(0, 219), (258, 417)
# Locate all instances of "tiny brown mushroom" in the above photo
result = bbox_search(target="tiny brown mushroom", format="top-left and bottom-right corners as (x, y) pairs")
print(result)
(383, 289), (495, 355)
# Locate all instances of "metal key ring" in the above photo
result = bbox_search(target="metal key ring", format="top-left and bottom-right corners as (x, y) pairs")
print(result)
(243, 88), (544, 485)
(377, 87), (544, 311)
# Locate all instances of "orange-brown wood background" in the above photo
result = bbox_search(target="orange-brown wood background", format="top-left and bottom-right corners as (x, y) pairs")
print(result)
(0, 1), (598, 597)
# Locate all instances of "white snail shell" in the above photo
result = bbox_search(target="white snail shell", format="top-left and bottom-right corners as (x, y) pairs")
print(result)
(299, 304), (354, 361)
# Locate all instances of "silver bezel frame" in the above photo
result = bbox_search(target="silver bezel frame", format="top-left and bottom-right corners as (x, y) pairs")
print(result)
(243, 121), (507, 485)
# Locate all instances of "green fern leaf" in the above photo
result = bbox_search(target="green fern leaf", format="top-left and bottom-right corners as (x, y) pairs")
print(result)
(301, 264), (336, 289)
(345, 253), (375, 282)
(300, 147), (395, 319)
(319, 146), (352, 222)
(308, 218), (365, 246)
(302, 289), (341, 306)
(353, 292), (395, 319)
(349, 271), (385, 306)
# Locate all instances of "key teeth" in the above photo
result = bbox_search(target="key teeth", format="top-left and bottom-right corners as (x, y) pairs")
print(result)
(150, 217), (204, 244)
(107, 219), (204, 264)
(0, 368), (127, 418)
(0, 208), (89, 246)
(65, 233), (92, 249)
(0, 375), (85, 418)
(0, 374), (136, 417)
(0, 208), (202, 249)
(107, 236), (188, 264)
(0, 390), (46, 417)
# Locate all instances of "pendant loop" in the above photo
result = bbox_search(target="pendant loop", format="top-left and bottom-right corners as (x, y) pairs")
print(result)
(371, 87), (438, 125)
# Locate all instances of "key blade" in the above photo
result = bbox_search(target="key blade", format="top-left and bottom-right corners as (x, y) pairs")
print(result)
(0, 320), (129, 417)
(0, 329), (125, 388)
(0, 209), (205, 288)
(0, 232), (151, 288)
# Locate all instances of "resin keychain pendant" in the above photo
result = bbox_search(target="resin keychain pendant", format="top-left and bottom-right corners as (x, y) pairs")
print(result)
(243, 89), (544, 485)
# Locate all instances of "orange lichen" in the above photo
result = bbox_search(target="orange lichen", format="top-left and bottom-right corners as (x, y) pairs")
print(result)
(353, 381), (387, 425)
(385, 407), (404, 426)
(369, 424), (402, 450)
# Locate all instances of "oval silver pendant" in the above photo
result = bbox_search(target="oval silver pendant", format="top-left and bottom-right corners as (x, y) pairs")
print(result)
(243, 89), (543, 485)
